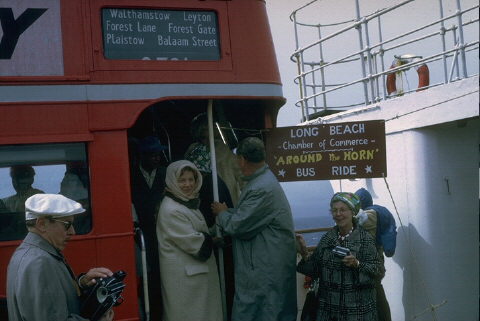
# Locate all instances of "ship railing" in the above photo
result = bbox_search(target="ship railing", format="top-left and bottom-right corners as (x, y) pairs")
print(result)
(290, 0), (479, 121)
(296, 227), (332, 250)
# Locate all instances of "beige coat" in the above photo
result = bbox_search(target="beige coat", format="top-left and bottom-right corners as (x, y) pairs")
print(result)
(156, 160), (222, 321)
(213, 139), (242, 205)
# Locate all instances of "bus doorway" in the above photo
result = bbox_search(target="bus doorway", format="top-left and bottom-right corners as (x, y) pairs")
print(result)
(127, 98), (275, 321)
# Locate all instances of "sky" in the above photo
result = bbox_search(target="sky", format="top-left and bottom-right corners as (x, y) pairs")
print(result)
(265, 1), (334, 221)
(265, 1), (305, 127)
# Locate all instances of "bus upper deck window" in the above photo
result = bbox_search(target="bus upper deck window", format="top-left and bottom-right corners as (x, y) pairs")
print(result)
(0, 143), (92, 241)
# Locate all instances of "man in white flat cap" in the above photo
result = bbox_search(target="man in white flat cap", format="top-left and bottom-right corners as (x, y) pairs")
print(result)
(6, 194), (114, 321)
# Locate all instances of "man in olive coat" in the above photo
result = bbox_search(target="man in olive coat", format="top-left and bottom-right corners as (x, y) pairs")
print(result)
(212, 137), (297, 321)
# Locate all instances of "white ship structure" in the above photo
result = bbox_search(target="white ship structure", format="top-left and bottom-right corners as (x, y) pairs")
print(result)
(288, 0), (478, 320)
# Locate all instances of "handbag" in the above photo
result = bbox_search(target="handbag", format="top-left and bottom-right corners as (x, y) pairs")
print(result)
(300, 277), (319, 321)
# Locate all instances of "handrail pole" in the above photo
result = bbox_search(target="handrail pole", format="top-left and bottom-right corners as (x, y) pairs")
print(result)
(208, 100), (228, 321)
(452, 27), (460, 80)
(310, 65), (318, 109)
(292, 11), (307, 121)
(373, 53), (381, 102)
(363, 19), (377, 103)
(293, 7), (311, 118)
(455, 0), (468, 78)
(300, 51), (311, 120)
(354, 0), (370, 105)
(438, 0), (449, 83)
(318, 25), (328, 110)
(135, 228), (150, 321)
(448, 49), (460, 82)
(292, 11), (301, 54)
(295, 54), (307, 122)
(378, 15), (387, 100)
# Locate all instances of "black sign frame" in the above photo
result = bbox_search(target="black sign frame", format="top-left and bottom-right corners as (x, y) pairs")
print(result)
(265, 120), (387, 182)
(101, 8), (221, 61)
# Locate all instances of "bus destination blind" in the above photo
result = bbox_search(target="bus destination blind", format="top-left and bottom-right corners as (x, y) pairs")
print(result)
(102, 8), (220, 61)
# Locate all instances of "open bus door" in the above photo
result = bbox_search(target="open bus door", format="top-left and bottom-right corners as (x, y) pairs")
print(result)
(127, 98), (281, 321)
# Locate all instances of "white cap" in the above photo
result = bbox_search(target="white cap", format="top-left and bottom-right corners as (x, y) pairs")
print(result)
(25, 194), (85, 220)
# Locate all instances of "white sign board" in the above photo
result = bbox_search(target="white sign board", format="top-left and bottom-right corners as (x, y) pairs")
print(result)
(0, 0), (63, 76)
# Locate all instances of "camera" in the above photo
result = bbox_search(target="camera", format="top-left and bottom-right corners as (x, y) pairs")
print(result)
(80, 270), (126, 321)
(332, 245), (350, 257)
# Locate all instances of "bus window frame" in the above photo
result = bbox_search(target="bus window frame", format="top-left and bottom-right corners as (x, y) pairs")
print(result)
(91, 0), (233, 71)
(0, 142), (93, 241)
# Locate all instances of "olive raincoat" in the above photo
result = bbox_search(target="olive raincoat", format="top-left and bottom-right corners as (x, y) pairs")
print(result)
(217, 164), (297, 321)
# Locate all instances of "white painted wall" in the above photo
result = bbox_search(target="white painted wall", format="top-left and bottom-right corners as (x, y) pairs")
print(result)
(316, 76), (479, 321)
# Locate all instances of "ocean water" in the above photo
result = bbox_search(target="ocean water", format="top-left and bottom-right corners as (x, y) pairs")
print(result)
(294, 215), (335, 247)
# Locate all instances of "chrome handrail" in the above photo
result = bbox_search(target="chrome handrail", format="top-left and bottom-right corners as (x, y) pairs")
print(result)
(134, 227), (150, 321)
(290, 0), (479, 121)
(298, 42), (479, 103)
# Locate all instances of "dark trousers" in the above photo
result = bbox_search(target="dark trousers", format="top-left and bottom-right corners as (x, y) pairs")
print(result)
(376, 280), (392, 321)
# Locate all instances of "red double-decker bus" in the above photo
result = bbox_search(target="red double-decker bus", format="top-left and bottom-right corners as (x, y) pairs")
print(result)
(0, 1), (285, 320)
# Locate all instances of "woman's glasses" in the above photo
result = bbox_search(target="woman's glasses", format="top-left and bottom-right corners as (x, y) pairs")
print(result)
(330, 208), (351, 215)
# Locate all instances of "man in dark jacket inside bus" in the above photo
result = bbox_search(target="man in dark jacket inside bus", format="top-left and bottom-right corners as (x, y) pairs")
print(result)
(3, 165), (44, 213)
(6, 194), (114, 321)
(130, 135), (168, 320)
(211, 137), (297, 321)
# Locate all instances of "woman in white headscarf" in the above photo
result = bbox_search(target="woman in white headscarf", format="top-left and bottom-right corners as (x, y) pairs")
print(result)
(156, 160), (222, 321)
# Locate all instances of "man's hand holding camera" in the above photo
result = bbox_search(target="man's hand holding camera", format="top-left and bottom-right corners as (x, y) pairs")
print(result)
(79, 267), (115, 321)
(79, 267), (113, 288)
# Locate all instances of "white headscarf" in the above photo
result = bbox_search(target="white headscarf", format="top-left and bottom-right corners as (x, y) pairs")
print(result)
(164, 160), (203, 202)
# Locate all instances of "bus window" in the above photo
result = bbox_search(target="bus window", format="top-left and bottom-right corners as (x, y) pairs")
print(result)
(0, 143), (92, 241)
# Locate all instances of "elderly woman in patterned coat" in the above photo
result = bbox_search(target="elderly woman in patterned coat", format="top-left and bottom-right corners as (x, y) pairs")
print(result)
(297, 192), (384, 321)
(156, 160), (222, 321)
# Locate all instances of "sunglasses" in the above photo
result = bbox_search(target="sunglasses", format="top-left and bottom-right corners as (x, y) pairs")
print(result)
(51, 218), (74, 231)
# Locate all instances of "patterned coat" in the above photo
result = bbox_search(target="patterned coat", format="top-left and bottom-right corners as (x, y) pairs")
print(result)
(7, 232), (86, 321)
(297, 225), (383, 321)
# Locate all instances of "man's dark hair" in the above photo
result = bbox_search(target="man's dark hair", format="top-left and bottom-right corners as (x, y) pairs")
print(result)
(10, 165), (35, 178)
(236, 137), (265, 163)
